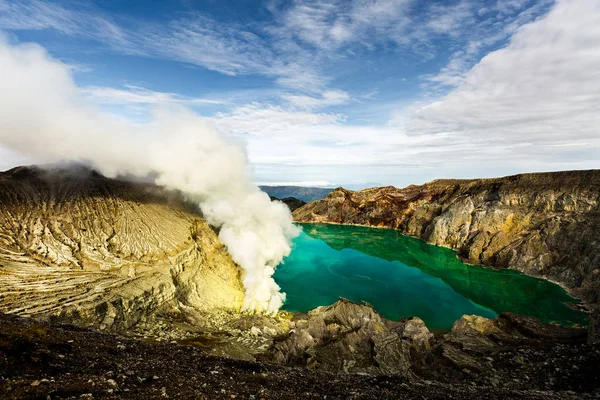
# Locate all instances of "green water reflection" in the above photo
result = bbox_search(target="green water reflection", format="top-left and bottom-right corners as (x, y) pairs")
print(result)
(274, 223), (587, 331)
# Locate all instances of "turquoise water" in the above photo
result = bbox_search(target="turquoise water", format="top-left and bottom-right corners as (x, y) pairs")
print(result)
(274, 223), (588, 332)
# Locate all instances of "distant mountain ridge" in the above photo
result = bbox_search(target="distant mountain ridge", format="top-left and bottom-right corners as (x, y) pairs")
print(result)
(260, 185), (333, 202)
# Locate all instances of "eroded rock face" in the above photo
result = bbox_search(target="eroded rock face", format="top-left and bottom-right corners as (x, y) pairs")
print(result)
(293, 170), (600, 305)
(0, 165), (245, 330)
(269, 298), (432, 377)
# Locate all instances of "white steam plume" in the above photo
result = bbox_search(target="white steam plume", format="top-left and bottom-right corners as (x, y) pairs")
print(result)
(0, 35), (300, 314)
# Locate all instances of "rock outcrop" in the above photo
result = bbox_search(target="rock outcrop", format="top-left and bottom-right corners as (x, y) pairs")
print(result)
(293, 170), (600, 306)
(270, 298), (432, 377)
(431, 312), (596, 391)
(0, 165), (245, 330)
(2, 297), (598, 398)
(264, 298), (596, 390)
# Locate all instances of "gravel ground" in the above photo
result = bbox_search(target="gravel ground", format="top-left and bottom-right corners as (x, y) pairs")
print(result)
(1, 313), (598, 400)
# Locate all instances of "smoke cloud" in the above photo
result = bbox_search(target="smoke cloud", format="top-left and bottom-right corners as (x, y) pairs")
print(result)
(0, 35), (300, 314)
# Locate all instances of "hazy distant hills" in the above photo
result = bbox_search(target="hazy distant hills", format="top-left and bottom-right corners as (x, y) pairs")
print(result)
(260, 185), (333, 202)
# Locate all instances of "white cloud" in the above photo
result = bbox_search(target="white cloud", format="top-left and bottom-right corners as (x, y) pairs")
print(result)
(0, 0), (524, 94)
(212, 103), (343, 138)
(83, 85), (226, 106)
(271, 62), (328, 92)
(140, 15), (276, 77)
(409, 0), (600, 163)
(272, 0), (413, 50)
(0, 0), (131, 48)
(0, 1), (329, 92)
(425, 0), (477, 35)
(211, 102), (429, 168)
(279, 2), (339, 48)
(0, 0), (555, 98)
(1, 0), (598, 188)
(423, 0), (554, 89)
(282, 89), (351, 109)
(0, 144), (35, 171)
(211, 0), (600, 181)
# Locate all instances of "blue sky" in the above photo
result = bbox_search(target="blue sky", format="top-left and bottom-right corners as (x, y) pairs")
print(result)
(0, 0), (599, 188)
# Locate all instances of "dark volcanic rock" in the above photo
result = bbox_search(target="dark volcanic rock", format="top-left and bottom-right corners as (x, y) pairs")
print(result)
(262, 298), (600, 396)
(270, 298), (432, 377)
(74, 295), (594, 394)
(589, 309), (600, 345)
(293, 170), (600, 306)
(2, 309), (599, 399)
(430, 312), (599, 393)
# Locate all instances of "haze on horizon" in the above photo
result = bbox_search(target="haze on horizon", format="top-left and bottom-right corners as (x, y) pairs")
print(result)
(0, 0), (599, 189)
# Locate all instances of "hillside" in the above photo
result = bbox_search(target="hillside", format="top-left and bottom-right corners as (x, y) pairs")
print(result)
(0, 165), (244, 330)
(293, 170), (600, 306)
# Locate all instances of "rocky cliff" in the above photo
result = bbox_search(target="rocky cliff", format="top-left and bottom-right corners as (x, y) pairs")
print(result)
(0, 165), (245, 330)
(293, 170), (600, 306)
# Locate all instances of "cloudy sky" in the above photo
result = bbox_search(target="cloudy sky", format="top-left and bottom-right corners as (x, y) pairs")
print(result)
(0, 0), (598, 188)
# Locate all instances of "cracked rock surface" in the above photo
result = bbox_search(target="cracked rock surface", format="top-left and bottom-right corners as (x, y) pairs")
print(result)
(0, 165), (245, 330)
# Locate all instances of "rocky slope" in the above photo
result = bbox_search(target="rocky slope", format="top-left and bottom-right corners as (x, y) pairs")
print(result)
(293, 170), (600, 306)
(0, 165), (245, 331)
(1, 301), (599, 399)
(264, 299), (598, 390)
